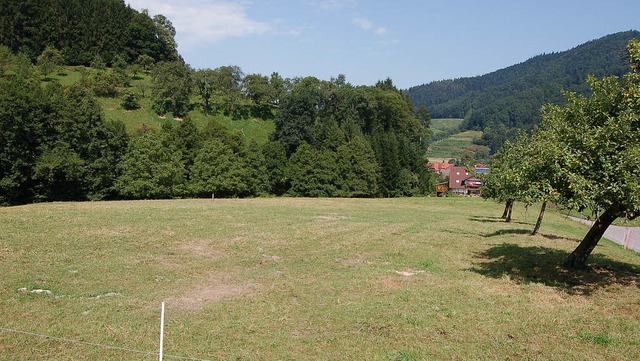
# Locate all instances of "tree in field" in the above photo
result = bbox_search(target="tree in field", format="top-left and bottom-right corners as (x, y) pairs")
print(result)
(34, 142), (85, 201)
(243, 73), (276, 118)
(244, 140), (270, 196)
(193, 68), (216, 114)
(212, 65), (244, 116)
(517, 130), (562, 235)
(37, 46), (64, 80)
(152, 14), (179, 61)
(482, 129), (560, 234)
(541, 39), (640, 268)
(482, 139), (523, 222)
(136, 54), (155, 74)
(151, 61), (192, 117)
(0, 61), (50, 204)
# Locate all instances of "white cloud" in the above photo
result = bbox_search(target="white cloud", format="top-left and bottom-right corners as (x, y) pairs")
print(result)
(352, 16), (386, 36)
(309, 0), (356, 10)
(126, 0), (270, 48)
(352, 16), (373, 31)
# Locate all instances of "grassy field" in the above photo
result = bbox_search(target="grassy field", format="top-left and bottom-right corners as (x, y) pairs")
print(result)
(427, 130), (484, 160)
(0, 198), (638, 360)
(430, 118), (464, 138)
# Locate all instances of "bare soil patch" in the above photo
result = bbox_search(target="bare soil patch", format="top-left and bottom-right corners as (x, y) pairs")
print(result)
(168, 274), (256, 311)
(176, 239), (228, 259)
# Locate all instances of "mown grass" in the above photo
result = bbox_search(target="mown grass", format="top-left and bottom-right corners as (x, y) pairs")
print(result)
(0, 198), (638, 360)
(427, 130), (483, 160)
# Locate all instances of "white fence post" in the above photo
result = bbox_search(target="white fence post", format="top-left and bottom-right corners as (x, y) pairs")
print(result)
(159, 302), (165, 361)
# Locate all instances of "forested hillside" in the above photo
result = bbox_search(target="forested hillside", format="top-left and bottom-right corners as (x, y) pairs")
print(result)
(0, 0), (434, 205)
(0, 0), (178, 65)
(407, 30), (640, 151)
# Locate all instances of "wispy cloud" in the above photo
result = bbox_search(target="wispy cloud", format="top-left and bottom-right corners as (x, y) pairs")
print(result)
(352, 16), (386, 36)
(309, 0), (356, 10)
(126, 0), (270, 48)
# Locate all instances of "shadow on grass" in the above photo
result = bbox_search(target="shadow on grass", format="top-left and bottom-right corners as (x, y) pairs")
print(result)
(483, 229), (531, 237)
(469, 216), (530, 226)
(471, 243), (640, 295)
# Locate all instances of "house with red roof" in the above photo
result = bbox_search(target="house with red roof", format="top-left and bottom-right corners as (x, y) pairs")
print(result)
(428, 162), (454, 178)
(448, 166), (484, 196)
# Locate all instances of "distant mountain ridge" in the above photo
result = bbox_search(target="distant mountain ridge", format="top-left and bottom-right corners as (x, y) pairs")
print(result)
(406, 30), (640, 151)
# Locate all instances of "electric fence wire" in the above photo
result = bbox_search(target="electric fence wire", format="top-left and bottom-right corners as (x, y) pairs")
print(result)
(0, 327), (211, 361)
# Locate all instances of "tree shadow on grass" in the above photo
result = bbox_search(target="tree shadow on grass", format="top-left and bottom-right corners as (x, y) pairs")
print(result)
(469, 216), (530, 226)
(471, 243), (640, 295)
(483, 229), (531, 237)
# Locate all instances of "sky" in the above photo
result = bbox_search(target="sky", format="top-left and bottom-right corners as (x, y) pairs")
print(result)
(126, 0), (640, 89)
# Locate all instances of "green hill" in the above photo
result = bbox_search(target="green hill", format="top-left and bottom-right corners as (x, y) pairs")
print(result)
(426, 130), (484, 162)
(407, 30), (640, 151)
(47, 66), (275, 143)
(430, 118), (464, 138)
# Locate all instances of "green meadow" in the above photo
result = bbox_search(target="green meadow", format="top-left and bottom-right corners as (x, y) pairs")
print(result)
(427, 130), (484, 161)
(430, 118), (464, 138)
(1, 198), (638, 360)
(48, 67), (276, 141)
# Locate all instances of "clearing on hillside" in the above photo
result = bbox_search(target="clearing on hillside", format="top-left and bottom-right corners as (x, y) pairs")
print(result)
(427, 129), (483, 161)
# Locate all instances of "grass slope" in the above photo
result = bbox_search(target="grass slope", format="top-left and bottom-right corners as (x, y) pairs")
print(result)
(49, 67), (275, 143)
(430, 118), (464, 138)
(427, 130), (483, 161)
(1, 198), (638, 360)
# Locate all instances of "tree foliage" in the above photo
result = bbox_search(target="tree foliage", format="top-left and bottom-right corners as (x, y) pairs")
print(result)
(0, 61), (128, 204)
(151, 61), (192, 117)
(484, 39), (640, 268)
(0, 0), (178, 65)
(537, 39), (640, 267)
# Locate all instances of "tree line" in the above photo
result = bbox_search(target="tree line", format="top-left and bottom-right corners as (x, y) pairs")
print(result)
(482, 39), (640, 268)
(0, 0), (178, 66)
(0, 51), (436, 205)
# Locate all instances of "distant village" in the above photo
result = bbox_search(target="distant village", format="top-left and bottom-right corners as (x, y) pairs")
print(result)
(428, 162), (489, 196)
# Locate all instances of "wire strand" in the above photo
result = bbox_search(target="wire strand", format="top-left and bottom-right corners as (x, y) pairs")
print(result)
(0, 327), (211, 361)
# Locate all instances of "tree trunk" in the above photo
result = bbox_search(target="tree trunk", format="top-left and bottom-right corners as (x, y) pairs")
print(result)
(531, 201), (547, 235)
(505, 200), (514, 223)
(502, 199), (513, 219)
(565, 209), (617, 269)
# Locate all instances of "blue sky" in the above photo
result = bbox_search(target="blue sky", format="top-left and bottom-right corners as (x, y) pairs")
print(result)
(126, 0), (640, 89)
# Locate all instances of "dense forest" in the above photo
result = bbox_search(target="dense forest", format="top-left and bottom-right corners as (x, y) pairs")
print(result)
(0, 0), (434, 205)
(407, 30), (640, 151)
(0, 0), (178, 65)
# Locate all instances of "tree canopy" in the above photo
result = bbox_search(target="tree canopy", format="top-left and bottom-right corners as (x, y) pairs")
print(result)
(484, 39), (640, 268)
(0, 0), (178, 65)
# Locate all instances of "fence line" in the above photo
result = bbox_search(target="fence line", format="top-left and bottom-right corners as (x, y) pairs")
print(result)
(0, 327), (211, 361)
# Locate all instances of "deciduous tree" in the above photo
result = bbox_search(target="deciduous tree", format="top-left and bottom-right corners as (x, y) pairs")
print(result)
(541, 39), (640, 268)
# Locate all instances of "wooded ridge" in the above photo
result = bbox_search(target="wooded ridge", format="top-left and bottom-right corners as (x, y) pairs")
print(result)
(406, 30), (640, 151)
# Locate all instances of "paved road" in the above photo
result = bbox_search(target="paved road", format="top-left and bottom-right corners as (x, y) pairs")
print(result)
(569, 216), (640, 252)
